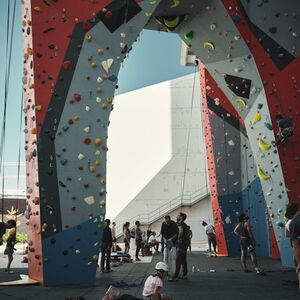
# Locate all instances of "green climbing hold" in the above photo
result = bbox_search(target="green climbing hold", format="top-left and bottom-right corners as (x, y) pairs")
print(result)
(184, 31), (193, 41)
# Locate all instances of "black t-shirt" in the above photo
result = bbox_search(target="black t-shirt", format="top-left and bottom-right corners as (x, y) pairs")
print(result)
(161, 221), (178, 242)
(290, 213), (300, 244)
(102, 226), (112, 244)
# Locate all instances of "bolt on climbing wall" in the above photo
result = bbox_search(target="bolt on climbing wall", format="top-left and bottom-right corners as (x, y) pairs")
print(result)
(22, 0), (161, 285)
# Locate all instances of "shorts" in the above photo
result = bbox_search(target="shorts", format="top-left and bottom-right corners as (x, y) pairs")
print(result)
(123, 238), (129, 246)
(240, 239), (255, 253)
(4, 246), (14, 256)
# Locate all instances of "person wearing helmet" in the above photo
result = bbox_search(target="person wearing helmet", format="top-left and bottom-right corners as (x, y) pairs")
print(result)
(142, 262), (172, 300)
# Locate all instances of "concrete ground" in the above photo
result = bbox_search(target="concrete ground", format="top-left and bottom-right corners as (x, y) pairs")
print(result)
(0, 248), (299, 300)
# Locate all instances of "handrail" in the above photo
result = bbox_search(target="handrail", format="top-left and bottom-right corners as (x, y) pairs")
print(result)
(114, 185), (210, 238)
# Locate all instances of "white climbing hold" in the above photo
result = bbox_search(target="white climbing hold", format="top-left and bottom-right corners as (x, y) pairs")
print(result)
(84, 196), (95, 205)
(85, 106), (91, 111)
(97, 76), (104, 83)
(84, 126), (91, 133)
(228, 140), (235, 146)
(78, 153), (85, 160)
(225, 216), (231, 224)
(96, 97), (102, 103)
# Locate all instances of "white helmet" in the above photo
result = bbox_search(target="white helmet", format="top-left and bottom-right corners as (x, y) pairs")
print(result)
(155, 262), (168, 272)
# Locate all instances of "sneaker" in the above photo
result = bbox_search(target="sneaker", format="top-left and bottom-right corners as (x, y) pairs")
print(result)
(135, 257), (141, 261)
(256, 268), (264, 275)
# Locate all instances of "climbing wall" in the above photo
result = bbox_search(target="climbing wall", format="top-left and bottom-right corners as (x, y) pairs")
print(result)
(23, 0), (299, 285)
(148, 0), (299, 263)
(22, 0), (161, 285)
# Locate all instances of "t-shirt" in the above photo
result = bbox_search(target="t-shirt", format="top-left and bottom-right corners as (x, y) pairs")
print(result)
(135, 226), (142, 241)
(161, 221), (178, 243)
(290, 213), (300, 244)
(6, 228), (16, 248)
(148, 235), (156, 243)
(205, 224), (215, 235)
(143, 275), (163, 297)
(111, 226), (116, 239)
(102, 226), (112, 244)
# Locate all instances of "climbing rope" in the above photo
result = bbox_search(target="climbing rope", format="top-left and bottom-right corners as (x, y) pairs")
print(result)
(0, 0), (17, 222)
(15, 89), (24, 224)
(179, 66), (197, 208)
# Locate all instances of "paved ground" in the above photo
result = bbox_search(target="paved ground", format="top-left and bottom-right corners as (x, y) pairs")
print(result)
(0, 250), (299, 300)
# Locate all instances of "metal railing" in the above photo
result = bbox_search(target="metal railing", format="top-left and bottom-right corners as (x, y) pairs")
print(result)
(115, 185), (210, 238)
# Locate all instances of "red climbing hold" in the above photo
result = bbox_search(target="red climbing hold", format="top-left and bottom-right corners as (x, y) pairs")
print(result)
(105, 11), (113, 19)
(62, 60), (72, 70)
(74, 93), (81, 101)
(84, 138), (91, 145)
(83, 22), (93, 32)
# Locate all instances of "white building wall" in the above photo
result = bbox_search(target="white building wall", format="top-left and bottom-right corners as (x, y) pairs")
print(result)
(107, 73), (210, 237)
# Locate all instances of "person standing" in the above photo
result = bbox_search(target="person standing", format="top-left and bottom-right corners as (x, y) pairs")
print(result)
(202, 221), (217, 256)
(234, 213), (264, 274)
(101, 219), (112, 273)
(285, 202), (300, 292)
(135, 221), (143, 261)
(187, 226), (192, 253)
(123, 222), (130, 254)
(160, 216), (178, 278)
(4, 220), (16, 274)
(111, 222), (117, 252)
(170, 213), (189, 281)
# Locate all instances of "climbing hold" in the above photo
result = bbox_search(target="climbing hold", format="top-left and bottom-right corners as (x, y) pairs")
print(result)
(78, 153), (85, 160)
(33, 6), (41, 12)
(252, 111), (261, 124)
(84, 138), (91, 145)
(60, 159), (68, 166)
(101, 59), (114, 73)
(62, 61), (72, 70)
(203, 41), (215, 50)
(101, 103), (108, 110)
(97, 48), (104, 55)
(258, 138), (271, 151)
(235, 98), (247, 109)
(264, 122), (272, 130)
(184, 31), (193, 41)
(89, 165), (96, 173)
(100, 179), (106, 185)
(95, 138), (102, 146)
(257, 166), (270, 181)
(92, 255), (98, 262)
(84, 196), (95, 205)
(85, 34), (93, 42)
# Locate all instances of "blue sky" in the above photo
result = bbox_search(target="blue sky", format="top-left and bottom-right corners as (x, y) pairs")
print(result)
(0, 0), (194, 190)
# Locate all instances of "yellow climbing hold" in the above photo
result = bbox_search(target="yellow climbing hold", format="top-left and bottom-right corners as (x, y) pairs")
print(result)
(203, 41), (215, 50)
(95, 138), (102, 146)
(257, 166), (270, 181)
(92, 255), (98, 262)
(258, 138), (271, 151)
(171, 0), (180, 8)
(100, 178), (106, 185)
(145, 12), (152, 17)
(101, 103), (108, 110)
(85, 34), (93, 42)
(235, 98), (247, 108)
(89, 165), (96, 173)
(163, 16), (180, 29)
(99, 199), (106, 207)
(252, 111), (261, 124)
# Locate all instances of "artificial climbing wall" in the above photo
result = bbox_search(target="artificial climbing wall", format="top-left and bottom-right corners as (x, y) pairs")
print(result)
(23, 0), (299, 285)
(147, 0), (300, 263)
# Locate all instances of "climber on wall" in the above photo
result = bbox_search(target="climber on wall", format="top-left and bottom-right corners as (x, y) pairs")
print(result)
(272, 114), (294, 146)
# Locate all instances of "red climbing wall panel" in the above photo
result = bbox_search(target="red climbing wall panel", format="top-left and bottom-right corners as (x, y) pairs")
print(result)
(30, 0), (112, 136)
(200, 63), (228, 256)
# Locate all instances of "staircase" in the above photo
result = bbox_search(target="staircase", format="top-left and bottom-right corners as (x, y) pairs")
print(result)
(115, 186), (210, 238)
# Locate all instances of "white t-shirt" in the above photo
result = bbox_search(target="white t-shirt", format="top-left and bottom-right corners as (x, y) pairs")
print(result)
(148, 235), (156, 243)
(143, 275), (163, 297)
(111, 226), (116, 239)
(205, 224), (215, 235)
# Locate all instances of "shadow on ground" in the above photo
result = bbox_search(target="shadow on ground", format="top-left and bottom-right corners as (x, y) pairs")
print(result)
(0, 252), (299, 300)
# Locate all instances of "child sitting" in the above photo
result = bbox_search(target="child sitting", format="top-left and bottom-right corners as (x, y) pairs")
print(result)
(143, 262), (172, 300)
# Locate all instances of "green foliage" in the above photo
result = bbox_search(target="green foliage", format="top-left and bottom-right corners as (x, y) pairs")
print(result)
(2, 232), (28, 244)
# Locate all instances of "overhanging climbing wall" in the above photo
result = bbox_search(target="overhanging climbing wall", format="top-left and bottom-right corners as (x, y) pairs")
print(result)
(23, 0), (299, 285)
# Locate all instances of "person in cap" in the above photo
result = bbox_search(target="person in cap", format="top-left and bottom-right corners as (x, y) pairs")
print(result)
(142, 261), (172, 300)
